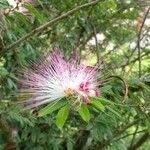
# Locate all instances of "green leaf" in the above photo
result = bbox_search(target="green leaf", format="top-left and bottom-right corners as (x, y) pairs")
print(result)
(108, 0), (117, 10)
(100, 85), (114, 95)
(91, 98), (105, 112)
(91, 97), (114, 106)
(106, 106), (121, 118)
(15, 12), (29, 26)
(78, 104), (90, 122)
(0, 67), (9, 77)
(56, 104), (70, 128)
(38, 100), (67, 117)
(7, 78), (17, 89)
(0, 0), (9, 8)
(24, 3), (47, 24)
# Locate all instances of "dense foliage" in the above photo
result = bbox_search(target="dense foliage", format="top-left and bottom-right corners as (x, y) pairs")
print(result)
(0, 0), (150, 149)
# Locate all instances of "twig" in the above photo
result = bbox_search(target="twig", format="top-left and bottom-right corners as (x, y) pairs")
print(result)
(0, 0), (103, 58)
(72, 29), (84, 63)
(0, 114), (16, 149)
(96, 112), (150, 150)
(137, 7), (150, 78)
(130, 125), (139, 147)
(72, 5), (96, 62)
(105, 75), (128, 102)
(95, 118), (142, 149)
(114, 129), (147, 142)
(118, 8), (150, 71)
(73, 4), (97, 63)
(91, 23), (100, 64)
(128, 132), (150, 150)
(121, 51), (150, 68)
(4, 2), (20, 16)
(128, 27), (150, 59)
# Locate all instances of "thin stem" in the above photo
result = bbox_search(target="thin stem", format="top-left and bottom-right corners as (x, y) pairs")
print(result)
(130, 125), (139, 147)
(137, 7), (150, 78)
(128, 132), (150, 150)
(91, 23), (100, 64)
(114, 129), (147, 142)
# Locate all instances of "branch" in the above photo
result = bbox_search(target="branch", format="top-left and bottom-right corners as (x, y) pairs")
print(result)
(114, 129), (147, 142)
(130, 125), (139, 147)
(0, 114), (16, 149)
(128, 132), (150, 150)
(91, 23), (100, 64)
(4, 2), (20, 16)
(72, 5), (96, 62)
(105, 75), (128, 102)
(0, 0), (103, 58)
(120, 51), (150, 68)
(137, 7), (150, 77)
(120, 8), (150, 71)
(95, 118), (141, 149)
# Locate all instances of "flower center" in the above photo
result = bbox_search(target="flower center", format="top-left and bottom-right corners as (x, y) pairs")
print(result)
(64, 88), (74, 97)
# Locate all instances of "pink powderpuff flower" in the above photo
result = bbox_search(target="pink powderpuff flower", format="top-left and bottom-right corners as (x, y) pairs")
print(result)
(19, 49), (100, 109)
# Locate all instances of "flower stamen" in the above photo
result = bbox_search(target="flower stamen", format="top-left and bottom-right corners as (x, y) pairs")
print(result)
(64, 88), (74, 97)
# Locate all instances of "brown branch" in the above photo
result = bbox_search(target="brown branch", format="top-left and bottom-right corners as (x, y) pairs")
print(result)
(137, 7), (150, 77)
(72, 5), (96, 62)
(91, 23), (100, 64)
(130, 125), (139, 147)
(72, 28), (84, 63)
(96, 111), (150, 150)
(114, 129), (147, 142)
(128, 132), (150, 150)
(95, 118), (141, 149)
(120, 8), (150, 71)
(116, 118), (141, 136)
(120, 51), (150, 68)
(79, 6), (127, 52)
(0, 114), (16, 150)
(4, 2), (20, 16)
(0, 0), (103, 58)
(105, 75), (128, 102)
(128, 27), (150, 59)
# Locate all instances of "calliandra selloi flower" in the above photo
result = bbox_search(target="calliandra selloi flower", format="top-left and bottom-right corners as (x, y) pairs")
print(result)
(19, 50), (100, 109)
